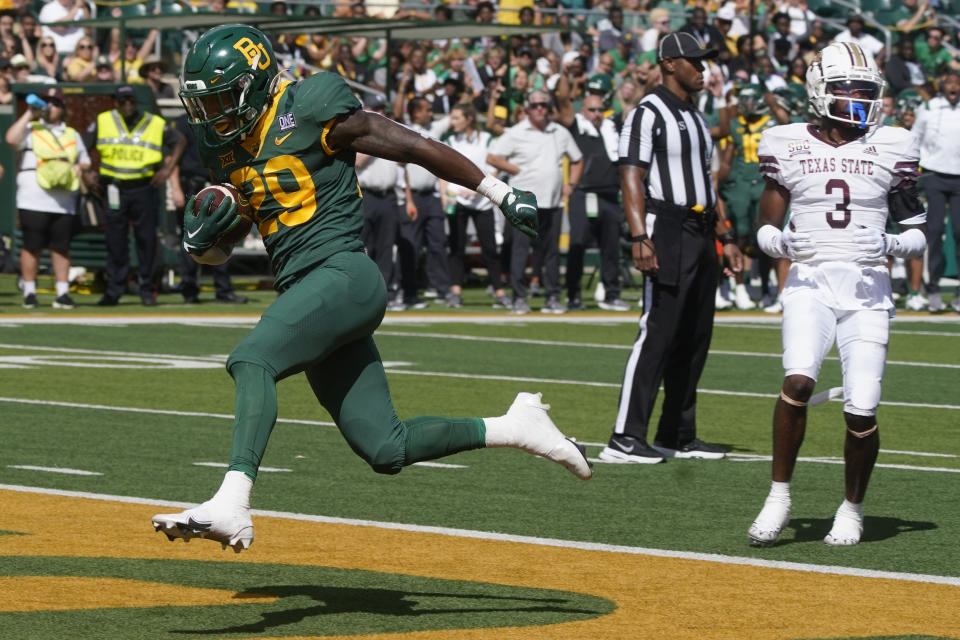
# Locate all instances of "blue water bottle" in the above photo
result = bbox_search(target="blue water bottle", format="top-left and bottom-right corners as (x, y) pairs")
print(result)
(26, 94), (47, 110)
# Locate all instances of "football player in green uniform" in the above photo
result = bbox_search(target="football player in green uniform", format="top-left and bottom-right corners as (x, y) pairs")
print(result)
(152, 25), (592, 552)
(717, 84), (786, 309)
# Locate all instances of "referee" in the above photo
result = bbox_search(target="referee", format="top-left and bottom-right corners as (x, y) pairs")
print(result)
(599, 32), (742, 464)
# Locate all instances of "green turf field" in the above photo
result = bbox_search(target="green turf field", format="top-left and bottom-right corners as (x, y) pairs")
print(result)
(1, 284), (958, 639)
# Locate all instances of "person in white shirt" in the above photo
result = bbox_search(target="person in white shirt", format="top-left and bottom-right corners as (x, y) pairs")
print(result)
(488, 90), (583, 314)
(833, 15), (885, 65)
(5, 87), (91, 309)
(912, 71), (960, 313)
(38, 0), (93, 57)
(748, 42), (927, 548)
(440, 103), (510, 309)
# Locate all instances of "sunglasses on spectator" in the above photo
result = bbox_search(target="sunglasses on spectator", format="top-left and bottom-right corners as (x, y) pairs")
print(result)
(78, 44), (93, 50)
(527, 102), (551, 109)
(41, 42), (54, 48)
(585, 106), (605, 112)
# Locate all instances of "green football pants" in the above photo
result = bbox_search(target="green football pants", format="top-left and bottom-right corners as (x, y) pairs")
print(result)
(225, 250), (484, 479)
(719, 176), (764, 239)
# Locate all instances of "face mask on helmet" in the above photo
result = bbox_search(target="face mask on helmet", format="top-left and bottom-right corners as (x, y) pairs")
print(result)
(807, 42), (885, 130)
(180, 24), (279, 148)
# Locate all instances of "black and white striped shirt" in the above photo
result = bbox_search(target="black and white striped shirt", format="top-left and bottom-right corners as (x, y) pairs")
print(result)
(618, 85), (716, 209)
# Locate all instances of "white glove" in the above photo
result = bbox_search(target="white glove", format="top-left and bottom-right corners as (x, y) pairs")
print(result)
(757, 224), (816, 261)
(781, 227), (816, 261)
(852, 226), (891, 264)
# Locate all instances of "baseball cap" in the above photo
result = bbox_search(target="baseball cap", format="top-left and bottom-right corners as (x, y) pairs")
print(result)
(43, 87), (65, 103)
(618, 33), (634, 45)
(586, 73), (613, 95)
(847, 14), (865, 25)
(115, 84), (136, 100)
(716, 5), (736, 21)
(363, 93), (386, 109)
(10, 53), (30, 69)
(517, 46), (534, 58)
(658, 32), (720, 61)
(96, 54), (112, 69)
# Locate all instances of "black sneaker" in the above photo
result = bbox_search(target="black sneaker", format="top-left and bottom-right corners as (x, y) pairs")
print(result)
(216, 292), (248, 304)
(567, 296), (585, 311)
(52, 294), (76, 309)
(97, 296), (119, 307)
(22, 293), (38, 309)
(652, 438), (726, 460)
(598, 434), (665, 464)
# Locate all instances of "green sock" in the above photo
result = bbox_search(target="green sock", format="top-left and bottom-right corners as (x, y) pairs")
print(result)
(227, 362), (278, 481)
(402, 416), (485, 465)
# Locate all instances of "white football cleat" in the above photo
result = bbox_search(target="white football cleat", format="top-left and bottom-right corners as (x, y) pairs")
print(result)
(748, 495), (791, 546)
(824, 504), (863, 547)
(763, 299), (783, 314)
(734, 284), (755, 310)
(152, 499), (254, 553)
(905, 293), (928, 311)
(715, 288), (733, 310)
(488, 392), (593, 480)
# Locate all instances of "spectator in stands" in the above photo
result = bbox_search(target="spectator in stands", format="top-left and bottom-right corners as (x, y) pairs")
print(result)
(834, 15), (884, 66)
(641, 8), (671, 53)
(885, 36), (927, 96)
(478, 45), (506, 89)
(805, 19), (830, 51)
(441, 103), (510, 309)
(714, 4), (739, 58)
(776, 0), (814, 39)
(542, 11), (584, 60)
(333, 42), (370, 85)
(39, 0), (93, 57)
(889, 0), (934, 34)
(433, 74), (464, 115)
(109, 17), (159, 86)
(767, 12), (798, 62)
(915, 26), (960, 79)
(93, 54), (115, 82)
(399, 46), (438, 100)
(6, 87), (90, 309)
(680, 7), (726, 55)
(488, 90), (583, 314)
(32, 35), (61, 81)
(18, 13), (42, 54)
(787, 54), (807, 84)
(62, 35), (96, 82)
(140, 55), (174, 99)
(913, 71), (960, 313)
(10, 52), (51, 84)
(596, 5), (626, 53)
(0, 72), (11, 105)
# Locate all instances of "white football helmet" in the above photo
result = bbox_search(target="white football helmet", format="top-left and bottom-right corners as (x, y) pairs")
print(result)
(807, 41), (885, 129)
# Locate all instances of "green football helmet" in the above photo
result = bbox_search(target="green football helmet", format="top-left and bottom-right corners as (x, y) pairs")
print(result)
(773, 82), (808, 119)
(895, 89), (924, 123)
(736, 84), (769, 118)
(180, 24), (279, 148)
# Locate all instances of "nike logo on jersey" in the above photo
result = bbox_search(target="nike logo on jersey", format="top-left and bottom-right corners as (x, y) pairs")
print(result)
(186, 225), (204, 238)
(275, 132), (293, 145)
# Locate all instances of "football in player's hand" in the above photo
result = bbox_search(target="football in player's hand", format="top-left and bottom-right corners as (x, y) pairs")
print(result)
(194, 183), (254, 246)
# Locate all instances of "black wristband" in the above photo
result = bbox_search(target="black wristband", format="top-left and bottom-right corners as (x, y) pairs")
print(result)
(630, 234), (648, 243)
(718, 232), (736, 245)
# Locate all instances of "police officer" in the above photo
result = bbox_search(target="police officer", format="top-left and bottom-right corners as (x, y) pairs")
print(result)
(86, 84), (184, 306)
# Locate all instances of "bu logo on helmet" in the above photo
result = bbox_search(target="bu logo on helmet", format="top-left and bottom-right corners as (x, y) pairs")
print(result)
(233, 37), (271, 70)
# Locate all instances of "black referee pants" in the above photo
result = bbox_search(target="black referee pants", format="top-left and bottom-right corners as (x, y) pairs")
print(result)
(614, 219), (718, 446)
(361, 189), (399, 288)
(921, 171), (960, 294)
(509, 206), (562, 300)
(566, 190), (623, 302)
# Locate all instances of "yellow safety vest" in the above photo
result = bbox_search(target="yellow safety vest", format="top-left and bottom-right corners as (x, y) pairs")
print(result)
(30, 123), (80, 192)
(95, 109), (165, 181)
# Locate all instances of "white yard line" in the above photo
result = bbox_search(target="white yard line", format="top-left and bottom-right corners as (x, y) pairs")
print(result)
(0, 482), (957, 587)
(7, 465), (102, 476)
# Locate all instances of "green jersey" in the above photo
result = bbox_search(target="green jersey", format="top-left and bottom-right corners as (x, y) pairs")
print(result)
(201, 72), (364, 291)
(722, 114), (778, 182)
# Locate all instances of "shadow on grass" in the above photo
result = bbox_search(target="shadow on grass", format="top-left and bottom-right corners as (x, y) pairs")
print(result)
(779, 515), (937, 545)
(178, 585), (605, 635)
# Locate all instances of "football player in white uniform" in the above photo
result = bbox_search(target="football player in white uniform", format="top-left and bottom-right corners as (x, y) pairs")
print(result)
(747, 41), (927, 547)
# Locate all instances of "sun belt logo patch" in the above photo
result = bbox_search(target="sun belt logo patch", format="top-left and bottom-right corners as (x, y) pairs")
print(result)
(278, 113), (296, 131)
(233, 37), (272, 70)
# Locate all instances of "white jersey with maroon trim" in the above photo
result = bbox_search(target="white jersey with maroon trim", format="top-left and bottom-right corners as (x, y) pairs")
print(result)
(758, 123), (920, 312)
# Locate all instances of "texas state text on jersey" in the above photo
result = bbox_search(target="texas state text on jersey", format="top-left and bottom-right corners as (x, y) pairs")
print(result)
(757, 122), (919, 264)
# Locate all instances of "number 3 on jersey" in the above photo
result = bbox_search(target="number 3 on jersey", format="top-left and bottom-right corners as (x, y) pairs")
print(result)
(230, 154), (317, 237)
(825, 178), (851, 229)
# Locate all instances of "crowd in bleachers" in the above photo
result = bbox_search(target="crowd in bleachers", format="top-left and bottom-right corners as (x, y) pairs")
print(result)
(3, 0), (959, 311)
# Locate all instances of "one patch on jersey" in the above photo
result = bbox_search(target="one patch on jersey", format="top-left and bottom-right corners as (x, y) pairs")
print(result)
(278, 113), (297, 131)
(218, 150), (236, 168)
(787, 139), (811, 157)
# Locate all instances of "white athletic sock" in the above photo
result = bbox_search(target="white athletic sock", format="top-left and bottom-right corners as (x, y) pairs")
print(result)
(482, 415), (513, 448)
(22, 280), (37, 296)
(837, 498), (863, 518)
(211, 470), (253, 508)
(769, 481), (791, 500)
(55, 281), (69, 297)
